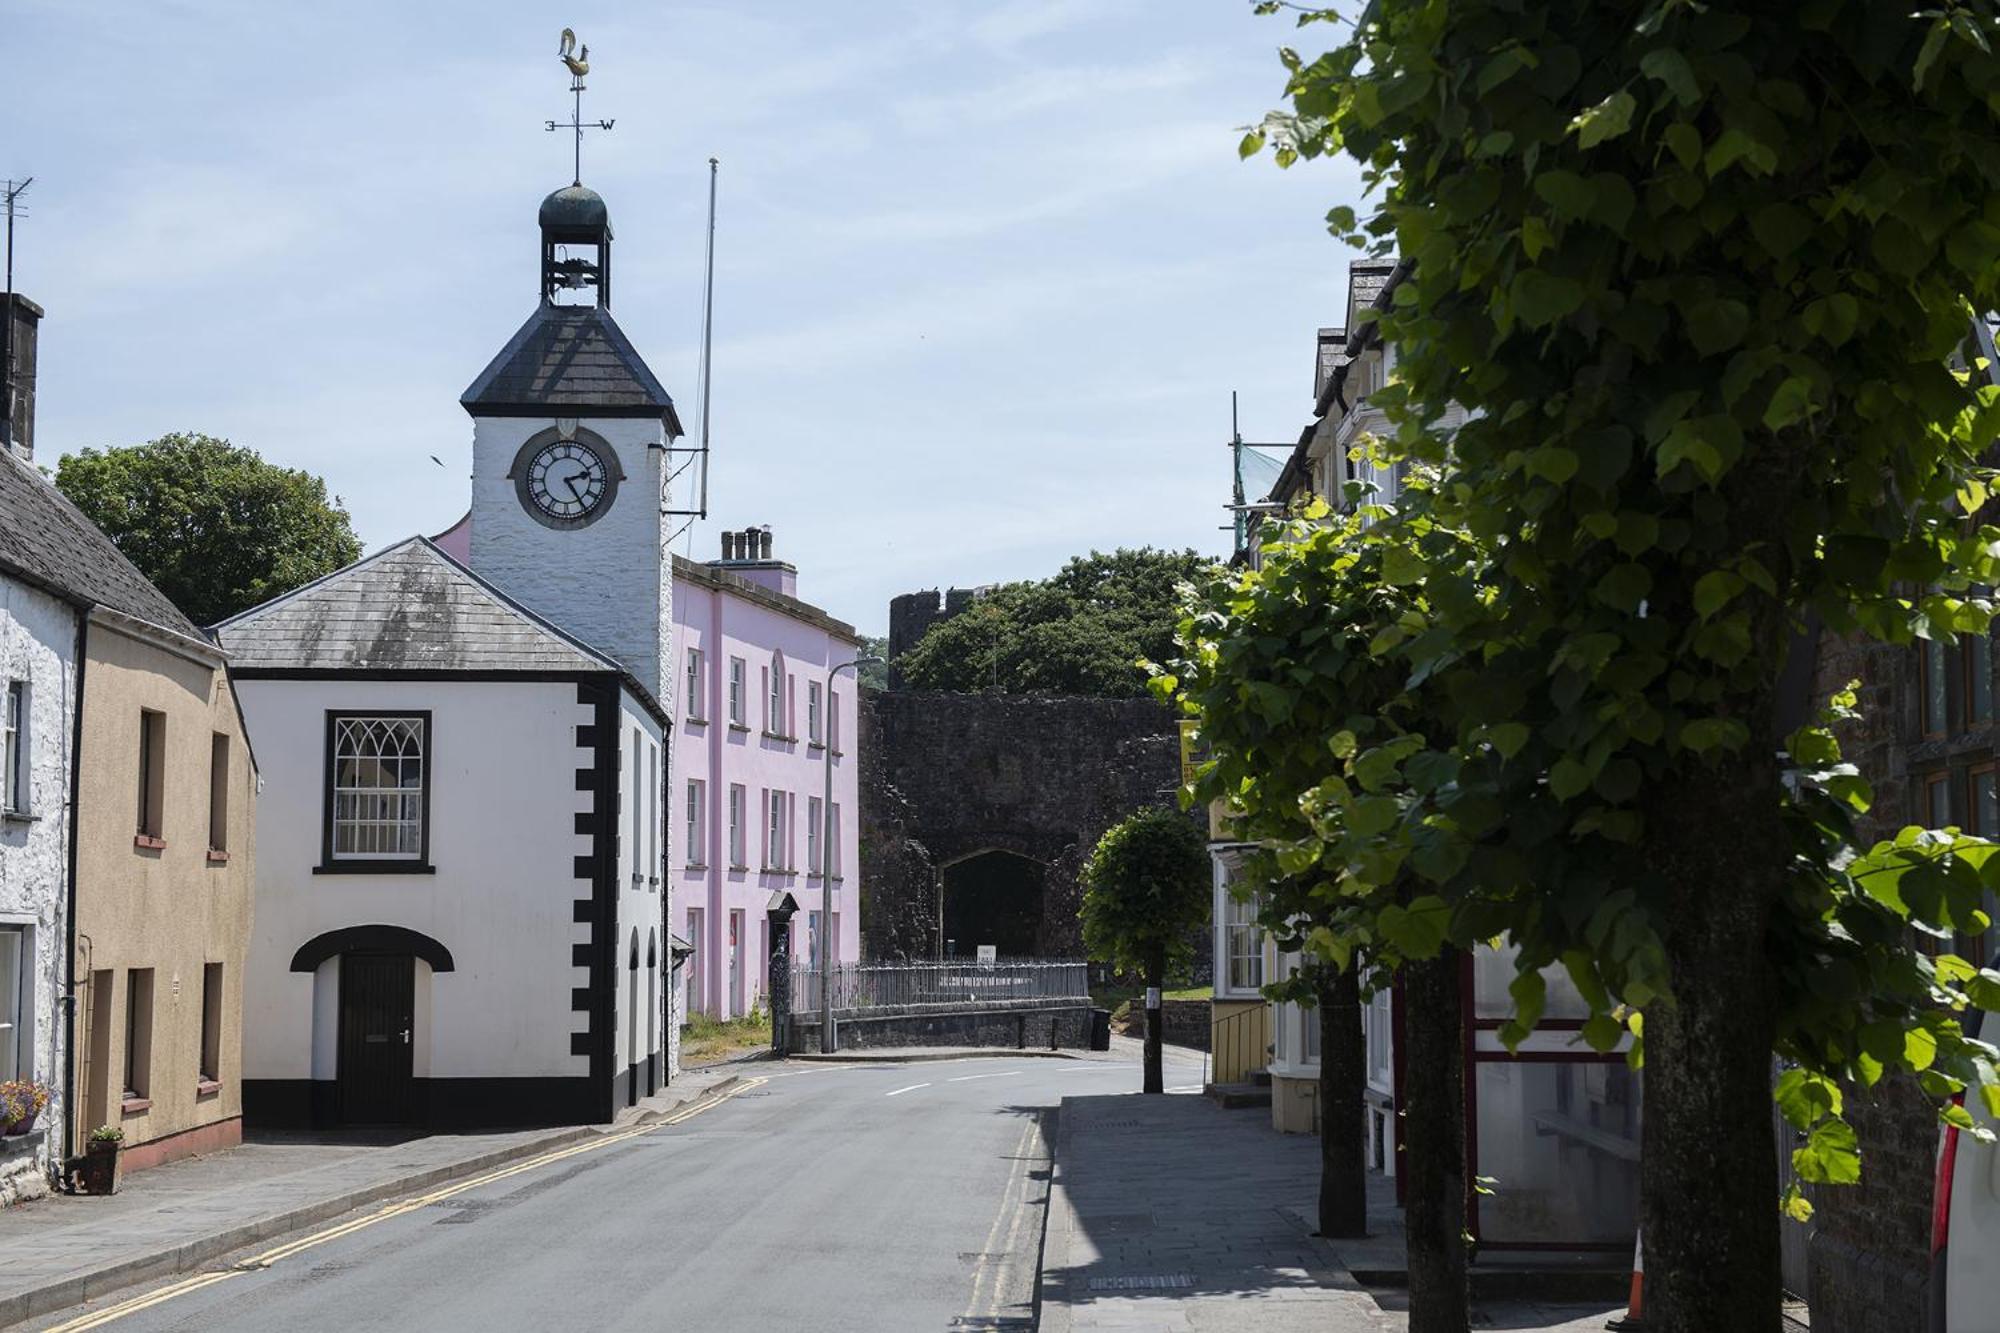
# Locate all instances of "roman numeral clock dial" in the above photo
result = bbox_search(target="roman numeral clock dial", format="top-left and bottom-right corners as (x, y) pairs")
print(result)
(512, 432), (619, 530)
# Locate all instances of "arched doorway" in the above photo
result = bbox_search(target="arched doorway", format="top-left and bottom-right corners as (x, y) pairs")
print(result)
(941, 850), (1044, 958)
(291, 926), (453, 1127)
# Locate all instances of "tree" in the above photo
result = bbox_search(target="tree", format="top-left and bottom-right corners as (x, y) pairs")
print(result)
(1165, 494), (1480, 1330)
(56, 433), (363, 626)
(1240, 4), (2000, 1329)
(896, 548), (1213, 697)
(855, 636), (890, 692)
(1079, 808), (1211, 1094)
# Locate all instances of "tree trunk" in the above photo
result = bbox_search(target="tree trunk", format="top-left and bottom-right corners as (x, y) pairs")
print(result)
(1143, 948), (1164, 1095)
(1403, 948), (1469, 1333)
(1642, 758), (1783, 1332)
(1318, 963), (1369, 1238)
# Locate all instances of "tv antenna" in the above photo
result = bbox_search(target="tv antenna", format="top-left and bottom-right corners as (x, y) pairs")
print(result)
(3, 178), (31, 458)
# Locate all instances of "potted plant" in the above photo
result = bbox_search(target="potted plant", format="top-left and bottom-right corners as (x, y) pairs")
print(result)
(0, 1080), (51, 1135)
(79, 1125), (123, 1195)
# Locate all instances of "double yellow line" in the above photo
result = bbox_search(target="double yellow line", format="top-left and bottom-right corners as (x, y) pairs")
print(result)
(43, 1077), (766, 1332)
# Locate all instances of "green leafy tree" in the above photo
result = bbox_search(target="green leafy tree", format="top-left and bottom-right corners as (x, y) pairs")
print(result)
(1236, 3), (2000, 1327)
(896, 548), (1213, 697)
(855, 636), (890, 692)
(56, 433), (363, 625)
(1079, 808), (1211, 1094)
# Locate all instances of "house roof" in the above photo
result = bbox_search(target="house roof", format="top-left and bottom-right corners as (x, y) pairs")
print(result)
(461, 303), (685, 434)
(670, 555), (863, 645)
(0, 448), (205, 641)
(213, 537), (666, 718)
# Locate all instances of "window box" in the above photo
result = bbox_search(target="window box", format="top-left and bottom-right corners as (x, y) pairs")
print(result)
(0, 810), (38, 825)
(808, 741), (826, 753)
(727, 723), (751, 734)
(684, 862), (708, 872)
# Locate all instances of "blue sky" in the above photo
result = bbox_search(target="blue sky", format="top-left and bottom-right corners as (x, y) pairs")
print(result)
(6, 0), (1363, 633)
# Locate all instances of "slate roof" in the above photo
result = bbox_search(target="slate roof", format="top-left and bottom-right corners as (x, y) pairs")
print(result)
(461, 303), (685, 434)
(215, 536), (622, 676)
(0, 448), (204, 640)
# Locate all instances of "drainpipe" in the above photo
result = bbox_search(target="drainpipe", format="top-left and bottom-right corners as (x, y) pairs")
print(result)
(58, 611), (87, 1182)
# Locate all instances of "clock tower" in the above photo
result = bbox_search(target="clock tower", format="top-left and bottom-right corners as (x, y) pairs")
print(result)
(460, 183), (684, 706)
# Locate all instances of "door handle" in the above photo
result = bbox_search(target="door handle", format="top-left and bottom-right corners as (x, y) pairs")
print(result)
(401, 1028), (411, 1045)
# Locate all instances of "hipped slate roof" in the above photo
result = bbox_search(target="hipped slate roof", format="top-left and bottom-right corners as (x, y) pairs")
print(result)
(461, 303), (685, 434)
(216, 536), (625, 679)
(0, 448), (204, 640)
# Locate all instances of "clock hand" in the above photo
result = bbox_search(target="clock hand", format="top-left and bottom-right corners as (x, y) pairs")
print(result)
(564, 471), (586, 502)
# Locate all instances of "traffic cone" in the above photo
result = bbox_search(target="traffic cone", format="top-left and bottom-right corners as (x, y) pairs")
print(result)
(1606, 1228), (1643, 1330)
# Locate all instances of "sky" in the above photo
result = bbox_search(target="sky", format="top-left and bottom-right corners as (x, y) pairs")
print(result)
(4, 0), (1365, 634)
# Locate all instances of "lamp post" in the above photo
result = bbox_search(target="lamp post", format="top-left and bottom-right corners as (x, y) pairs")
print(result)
(820, 654), (880, 1053)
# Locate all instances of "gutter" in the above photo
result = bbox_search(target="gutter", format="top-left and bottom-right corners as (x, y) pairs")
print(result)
(87, 605), (225, 669)
(58, 612), (86, 1180)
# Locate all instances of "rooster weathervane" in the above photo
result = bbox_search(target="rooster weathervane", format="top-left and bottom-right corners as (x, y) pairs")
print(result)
(546, 28), (614, 187)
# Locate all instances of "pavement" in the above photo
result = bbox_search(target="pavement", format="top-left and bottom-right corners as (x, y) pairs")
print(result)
(0, 1066), (743, 1328)
(1039, 1086), (1628, 1333)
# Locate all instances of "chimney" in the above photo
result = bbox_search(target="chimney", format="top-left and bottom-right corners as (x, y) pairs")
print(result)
(708, 523), (798, 597)
(2, 294), (41, 463)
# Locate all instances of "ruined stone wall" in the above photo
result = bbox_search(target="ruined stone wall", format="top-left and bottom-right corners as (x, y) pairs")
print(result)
(859, 689), (1185, 962)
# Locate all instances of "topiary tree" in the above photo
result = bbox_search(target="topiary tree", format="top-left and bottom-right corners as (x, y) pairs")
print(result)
(1079, 808), (1212, 1093)
(56, 432), (363, 626)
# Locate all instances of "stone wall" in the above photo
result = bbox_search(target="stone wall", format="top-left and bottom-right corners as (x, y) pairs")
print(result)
(788, 1000), (1091, 1053)
(858, 689), (1188, 962)
(1804, 626), (1950, 1330)
(1149, 999), (1211, 1052)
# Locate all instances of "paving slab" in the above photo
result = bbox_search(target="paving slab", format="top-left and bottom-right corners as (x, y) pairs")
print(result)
(0, 1067), (739, 1327)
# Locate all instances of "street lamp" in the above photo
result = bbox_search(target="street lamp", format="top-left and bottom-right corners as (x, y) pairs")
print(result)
(820, 654), (880, 1053)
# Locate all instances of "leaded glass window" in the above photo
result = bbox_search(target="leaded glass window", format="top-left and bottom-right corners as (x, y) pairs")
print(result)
(330, 715), (426, 858)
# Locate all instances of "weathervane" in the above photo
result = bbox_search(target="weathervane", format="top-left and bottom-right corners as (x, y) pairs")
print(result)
(546, 28), (614, 186)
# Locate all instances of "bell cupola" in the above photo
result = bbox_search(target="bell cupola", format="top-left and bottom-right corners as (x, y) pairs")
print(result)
(540, 184), (612, 308)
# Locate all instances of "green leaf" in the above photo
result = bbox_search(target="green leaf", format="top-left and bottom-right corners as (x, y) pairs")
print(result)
(1594, 562), (1652, 613)
(1488, 722), (1530, 761)
(1802, 293), (1860, 348)
(1763, 376), (1816, 430)
(1512, 270), (1586, 328)
(1551, 756), (1593, 801)
(1381, 544), (1427, 587)
(1533, 170), (1596, 222)
(1682, 717), (1749, 753)
(1781, 1184), (1815, 1223)
(1640, 48), (1700, 105)
(1329, 730), (1358, 760)
(1705, 127), (1776, 177)
(1693, 570), (1746, 619)
(1915, 16), (1950, 91)
(1686, 299), (1751, 355)
(1750, 202), (1813, 259)
(1662, 122), (1701, 169)
(1774, 1067), (1842, 1130)
(1526, 445), (1580, 484)
(1906, 1026), (1939, 1071)
(1581, 1012), (1624, 1051)
(1793, 1119), (1862, 1185)
(1570, 90), (1637, 148)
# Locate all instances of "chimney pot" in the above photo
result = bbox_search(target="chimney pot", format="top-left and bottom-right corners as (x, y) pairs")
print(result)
(759, 527), (773, 560)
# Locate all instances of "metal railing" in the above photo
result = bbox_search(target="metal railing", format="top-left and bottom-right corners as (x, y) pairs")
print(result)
(1208, 1003), (1272, 1087)
(792, 959), (1089, 1012)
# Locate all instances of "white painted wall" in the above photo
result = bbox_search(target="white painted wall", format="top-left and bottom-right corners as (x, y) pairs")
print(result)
(0, 574), (77, 1173)
(612, 695), (672, 1090)
(239, 677), (596, 1083)
(467, 417), (675, 711)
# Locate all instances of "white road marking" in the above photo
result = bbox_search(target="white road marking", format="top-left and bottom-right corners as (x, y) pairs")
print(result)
(947, 1071), (1024, 1083)
(885, 1082), (932, 1096)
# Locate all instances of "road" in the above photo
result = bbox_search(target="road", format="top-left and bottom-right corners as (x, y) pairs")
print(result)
(28, 1045), (1209, 1333)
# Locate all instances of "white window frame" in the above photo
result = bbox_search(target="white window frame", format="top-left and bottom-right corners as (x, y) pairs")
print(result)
(1212, 851), (1266, 999)
(830, 802), (842, 879)
(728, 658), (746, 727)
(807, 795), (823, 876)
(686, 648), (705, 722)
(727, 784), (746, 867)
(766, 788), (786, 869)
(3, 680), (25, 815)
(808, 680), (823, 745)
(829, 689), (841, 753)
(686, 779), (706, 866)
(767, 657), (786, 735)
(327, 713), (427, 861)
(0, 924), (24, 1082)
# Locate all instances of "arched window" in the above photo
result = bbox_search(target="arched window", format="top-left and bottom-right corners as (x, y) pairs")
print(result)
(327, 714), (428, 861)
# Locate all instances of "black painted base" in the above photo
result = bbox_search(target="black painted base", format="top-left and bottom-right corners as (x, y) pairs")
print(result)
(244, 1076), (613, 1132)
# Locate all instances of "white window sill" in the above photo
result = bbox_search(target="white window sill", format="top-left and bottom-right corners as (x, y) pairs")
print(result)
(1268, 1058), (1321, 1079)
(1213, 987), (1266, 1003)
(1, 809), (39, 824)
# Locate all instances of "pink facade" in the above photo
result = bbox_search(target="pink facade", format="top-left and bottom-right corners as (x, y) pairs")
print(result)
(672, 548), (863, 1019)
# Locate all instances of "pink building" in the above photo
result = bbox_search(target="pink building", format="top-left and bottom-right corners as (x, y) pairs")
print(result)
(671, 531), (864, 1020)
(432, 516), (865, 1020)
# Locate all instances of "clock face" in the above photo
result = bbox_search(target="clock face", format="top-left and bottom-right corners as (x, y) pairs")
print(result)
(523, 439), (611, 525)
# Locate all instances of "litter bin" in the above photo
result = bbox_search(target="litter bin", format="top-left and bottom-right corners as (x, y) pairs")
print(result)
(1089, 1007), (1112, 1052)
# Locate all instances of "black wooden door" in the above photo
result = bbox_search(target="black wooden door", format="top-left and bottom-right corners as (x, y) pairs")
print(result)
(338, 953), (414, 1124)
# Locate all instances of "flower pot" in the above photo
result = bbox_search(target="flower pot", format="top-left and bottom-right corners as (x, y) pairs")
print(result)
(78, 1141), (120, 1195)
(3, 1113), (32, 1137)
